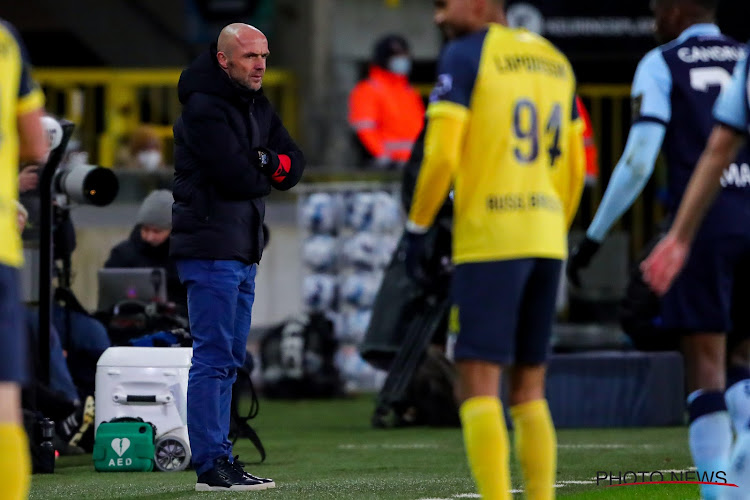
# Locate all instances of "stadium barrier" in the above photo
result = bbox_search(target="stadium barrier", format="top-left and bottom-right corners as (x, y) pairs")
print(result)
(33, 68), (298, 169)
(503, 350), (685, 427)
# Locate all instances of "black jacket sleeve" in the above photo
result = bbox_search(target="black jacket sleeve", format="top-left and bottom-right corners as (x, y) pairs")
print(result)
(181, 96), (266, 199)
(104, 241), (134, 268)
(265, 111), (305, 191)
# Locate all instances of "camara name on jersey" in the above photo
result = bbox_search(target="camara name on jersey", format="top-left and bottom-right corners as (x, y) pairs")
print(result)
(720, 163), (750, 188)
(677, 45), (744, 64)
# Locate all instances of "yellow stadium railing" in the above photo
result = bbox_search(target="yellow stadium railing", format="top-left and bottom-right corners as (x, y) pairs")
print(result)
(577, 84), (665, 253)
(33, 68), (298, 168)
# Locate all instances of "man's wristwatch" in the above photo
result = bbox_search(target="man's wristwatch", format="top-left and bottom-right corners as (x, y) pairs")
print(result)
(257, 149), (270, 169)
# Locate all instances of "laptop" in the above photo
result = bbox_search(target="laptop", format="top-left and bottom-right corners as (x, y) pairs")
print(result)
(97, 267), (168, 311)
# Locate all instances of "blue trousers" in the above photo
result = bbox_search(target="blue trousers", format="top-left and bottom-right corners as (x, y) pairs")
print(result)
(0, 265), (25, 384)
(176, 259), (257, 476)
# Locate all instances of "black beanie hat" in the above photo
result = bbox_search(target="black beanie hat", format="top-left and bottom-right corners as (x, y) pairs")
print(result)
(372, 34), (410, 69)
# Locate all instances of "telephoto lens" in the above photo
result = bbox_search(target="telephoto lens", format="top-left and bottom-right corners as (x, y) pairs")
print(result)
(53, 163), (119, 206)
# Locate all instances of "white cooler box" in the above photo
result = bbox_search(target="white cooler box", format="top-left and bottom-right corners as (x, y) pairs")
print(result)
(95, 346), (193, 471)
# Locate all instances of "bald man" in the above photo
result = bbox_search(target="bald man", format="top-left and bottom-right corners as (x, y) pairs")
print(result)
(172, 23), (304, 491)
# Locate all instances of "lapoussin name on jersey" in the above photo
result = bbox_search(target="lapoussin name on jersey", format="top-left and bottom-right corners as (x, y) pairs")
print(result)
(677, 45), (744, 64)
(487, 193), (562, 212)
(494, 55), (567, 78)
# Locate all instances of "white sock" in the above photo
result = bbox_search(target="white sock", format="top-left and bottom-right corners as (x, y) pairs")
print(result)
(725, 379), (750, 434)
(688, 391), (733, 500)
(722, 432), (750, 500)
(724, 380), (750, 500)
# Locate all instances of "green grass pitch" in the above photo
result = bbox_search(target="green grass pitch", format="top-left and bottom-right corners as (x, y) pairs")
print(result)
(30, 397), (704, 499)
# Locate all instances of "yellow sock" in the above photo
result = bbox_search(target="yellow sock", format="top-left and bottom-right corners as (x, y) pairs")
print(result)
(0, 423), (31, 500)
(510, 399), (557, 500)
(459, 396), (511, 500)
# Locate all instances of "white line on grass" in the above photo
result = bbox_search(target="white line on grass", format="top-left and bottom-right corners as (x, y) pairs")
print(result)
(474, 479), (598, 497)
(338, 443), (439, 450)
(558, 443), (655, 449)
(415, 494), (481, 499)
(415, 467), (619, 498)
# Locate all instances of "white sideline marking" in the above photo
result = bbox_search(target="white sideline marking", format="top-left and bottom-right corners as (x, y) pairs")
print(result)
(467, 480), (598, 497)
(558, 443), (654, 449)
(416, 495), (480, 499)
(415, 459), (637, 498)
(338, 443), (439, 450)
(420, 483), (596, 499)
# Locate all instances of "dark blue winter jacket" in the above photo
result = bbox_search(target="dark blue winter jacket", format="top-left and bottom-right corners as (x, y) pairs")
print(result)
(171, 45), (304, 263)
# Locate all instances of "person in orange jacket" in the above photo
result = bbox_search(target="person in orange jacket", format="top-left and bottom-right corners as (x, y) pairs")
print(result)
(576, 95), (599, 185)
(349, 34), (425, 169)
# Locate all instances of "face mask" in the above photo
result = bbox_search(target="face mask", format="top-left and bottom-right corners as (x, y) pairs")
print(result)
(137, 150), (162, 171)
(388, 55), (412, 76)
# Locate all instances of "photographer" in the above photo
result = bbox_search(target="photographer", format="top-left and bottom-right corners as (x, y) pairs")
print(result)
(17, 118), (76, 248)
(105, 189), (186, 307)
(18, 120), (110, 400)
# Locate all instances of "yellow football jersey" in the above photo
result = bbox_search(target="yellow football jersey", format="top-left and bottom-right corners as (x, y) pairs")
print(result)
(0, 20), (45, 268)
(409, 24), (585, 263)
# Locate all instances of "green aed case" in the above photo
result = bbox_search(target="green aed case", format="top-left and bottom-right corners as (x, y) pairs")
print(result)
(93, 421), (156, 472)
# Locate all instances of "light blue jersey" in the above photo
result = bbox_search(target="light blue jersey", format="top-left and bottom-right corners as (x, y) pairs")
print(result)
(714, 48), (750, 135)
(587, 25), (748, 242)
